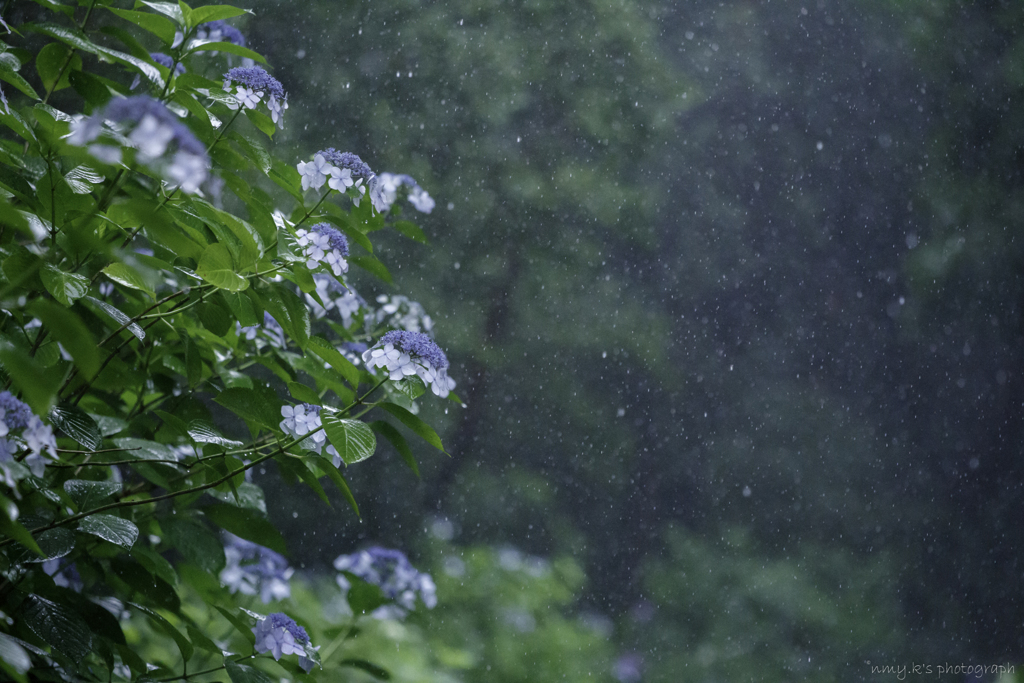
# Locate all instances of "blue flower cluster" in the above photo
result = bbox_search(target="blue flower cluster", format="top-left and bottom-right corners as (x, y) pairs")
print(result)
(297, 149), (369, 194)
(150, 53), (185, 76)
(67, 96), (209, 193)
(295, 222), (349, 277)
(363, 330), (456, 398)
(304, 274), (366, 327)
(375, 172), (436, 214)
(372, 294), (434, 336)
(220, 533), (294, 603)
(197, 20), (246, 47)
(237, 311), (286, 349)
(223, 66), (288, 128)
(334, 546), (437, 614)
(252, 612), (317, 672)
(0, 391), (58, 481)
(279, 403), (341, 466)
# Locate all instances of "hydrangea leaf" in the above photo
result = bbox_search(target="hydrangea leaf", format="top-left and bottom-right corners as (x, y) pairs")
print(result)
(213, 386), (281, 431)
(28, 299), (100, 376)
(0, 341), (62, 416)
(78, 514), (139, 550)
(23, 528), (75, 563)
(197, 243), (249, 291)
(163, 517), (225, 573)
(0, 63), (40, 100)
(392, 220), (429, 245)
(225, 660), (274, 683)
(378, 402), (447, 454)
(349, 255), (393, 284)
(322, 415), (376, 466)
(0, 515), (43, 557)
(306, 336), (359, 387)
(22, 594), (92, 661)
(340, 659), (392, 681)
(49, 404), (103, 451)
(40, 265), (88, 306)
(314, 460), (360, 516)
(35, 42), (80, 93)
(203, 503), (288, 556)
(0, 633), (31, 676)
(106, 8), (177, 45)
(287, 381), (321, 405)
(128, 602), (192, 661)
(137, 1), (185, 27)
(369, 420), (419, 478)
(83, 296), (145, 340)
(63, 479), (120, 512)
(113, 559), (179, 612)
(284, 456), (331, 507)
(189, 5), (248, 24)
(101, 263), (155, 298)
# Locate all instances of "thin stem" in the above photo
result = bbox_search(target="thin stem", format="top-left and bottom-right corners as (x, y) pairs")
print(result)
(207, 107), (243, 154)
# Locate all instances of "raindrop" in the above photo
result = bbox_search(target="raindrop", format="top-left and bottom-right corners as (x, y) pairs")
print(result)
(816, 141), (824, 150)
(742, 486), (752, 497)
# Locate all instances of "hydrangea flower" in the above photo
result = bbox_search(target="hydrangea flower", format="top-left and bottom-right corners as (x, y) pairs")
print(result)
(252, 612), (318, 672)
(362, 331), (456, 398)
(295, 223), (349, 277)
(376, 172), (435, 214)
(0, 392), (58, 478)
(304, 274), (365, 327)
(279, 403), (341, 467)
(297, 149), (373, 195)
(220, 532), (294, 603)
(371, 294), (434, 335)
(238, 312), (286, 349)
(43, 559), (83, 592)
(334, 546), (437, 613)
(196, 20), (246, 47)
(67, 96), (209, 193)
(223, 66), (288, 128)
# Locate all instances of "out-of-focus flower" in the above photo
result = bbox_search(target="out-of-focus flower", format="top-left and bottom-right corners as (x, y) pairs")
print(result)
(223, 66), (287, 128)
(43, 559), (84, 592)
(220, 532), (294, 603)
(334, 546), (437, 613)
(252, 612), (318, 672)
(0, 392), (57, 479)
(375, 172), (435, 214)
(237, 312), (286, 350)
(295, 223), (349, 277)
(304, 275), (365, 328)
(371, 294), (434, 335)
(363, 331), (456, 398)
(197, 20), (246, 47)
(66, 96), (209, 193)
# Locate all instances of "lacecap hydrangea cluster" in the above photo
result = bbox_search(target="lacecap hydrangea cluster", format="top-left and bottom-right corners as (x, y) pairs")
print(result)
(67, 95), (209, 193)
(0, 391), (58, 483)
(334, 546), (437, 615)
(223, 66), (288, 128)
(304, 274), (365, 327)
(295, 223), (349, 277)
(375, 172), (435, 214)
(279, 403), (342, 467)
(362, 330), (456, 398)
(252, 612), (317, 672)
(219, 533), (294, 603)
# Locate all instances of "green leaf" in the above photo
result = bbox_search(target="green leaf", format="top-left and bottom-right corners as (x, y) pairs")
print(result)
(341, 659), (392, 681)
(137, 1), (185, 26)
(378, 402), (447, 454)
(185, 623), (220, 655)
(128, 602), (192, 661)
(350, 255), (393, 284)
(78, 514), (139, 550)
(132, 544), (178, 587)
(257, 283), (309, 350)
(0, 516), (43, 557)
(40, 265), (88, 306)
(392, 220), (429, 244)
(163, 517), (224, 573)
(0, 342), (62, 416)
(197, 301), (232, 336)
(0, 633), (31, 676)
(287, 457), (331, 507)
(30, 528), (75, 562)
(183, 335), (202, 389)
(316, 461), (360, 516)
(187, 421), (242, 447)
(83, 296), (145, 340)
(113, 559), (179, 612)
(322, 416), (376, 466)
(107, 7), (177, 45)
(22, 594), (92, 661)
(225, 660), (274, 683)
(213, 606), (255, 645)
(207, 480), (266, 513)
(63, 479), (120, 511)
(0, 62), (40, 100)
(306, 336), (360, 387)
(243, 106), (275, 137)
(370, 420), (419, 477)
(213, 386), (281, 431)
(231, 131), (271, 174)
(35, 42), (80, 93)
(287, 382), (321, 405)
(49, 404), (102, 450)
(101, 262), (155, 298)
(63, 165), (104, 194)
(190, 4), (248, 24)
(196, 243), (249, 291)
(28, 299), (100, 377)
(203, 503), (288, 556)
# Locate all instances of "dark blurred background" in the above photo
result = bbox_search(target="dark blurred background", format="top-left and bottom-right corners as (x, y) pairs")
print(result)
(240, 0), (1024, 677)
